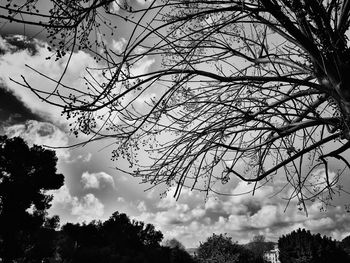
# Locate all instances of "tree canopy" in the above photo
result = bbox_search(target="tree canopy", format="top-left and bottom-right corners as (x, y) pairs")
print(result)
(246, 235), (274, 261)
(164, 238), (186, 251)
(3, 0), (350, 207)
(54, 211), (195, 263)
(196, 233), (256, 263)
(341, 235), (350, 255)
(278, 228), (349, 263)
(0, 135), (64, 262)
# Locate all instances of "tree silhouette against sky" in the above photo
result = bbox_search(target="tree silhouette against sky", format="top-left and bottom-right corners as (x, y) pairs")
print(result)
(2, 0), (350, 209)
(0, 136), (64, 262)
(278, 228), (350, 263)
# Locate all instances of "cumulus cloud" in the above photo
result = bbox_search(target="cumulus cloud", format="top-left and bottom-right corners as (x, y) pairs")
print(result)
(71, 193), (105, 222)
(4, 120), (70, 160)
(134, 181), (350, 248)
(230, 181), (275, 204)
(49, 185), (105, 223)
(81, 171), (115, 190)
(0, 34), (156, 136)
(0, 35), (98, 126)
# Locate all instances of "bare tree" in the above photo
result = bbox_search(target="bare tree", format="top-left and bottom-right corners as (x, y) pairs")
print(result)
(6, 1), (350, 209)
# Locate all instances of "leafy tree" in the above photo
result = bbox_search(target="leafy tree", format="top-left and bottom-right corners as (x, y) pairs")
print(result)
(6, 1), (350, 206)
(0, 136), (64, 262)
(102, 211), (163, 248)
(163, 238), (196, 263)
(167, 247), (197, 263)
(164, 238), (186, 251)
(341, 235), (350, 255)
(57, 211), (164, 263)
(278, 228), (349, 263)
(197, 233), (255, 263)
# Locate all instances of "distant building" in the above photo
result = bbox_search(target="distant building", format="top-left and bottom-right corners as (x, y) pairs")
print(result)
(264, 244), (280, 263)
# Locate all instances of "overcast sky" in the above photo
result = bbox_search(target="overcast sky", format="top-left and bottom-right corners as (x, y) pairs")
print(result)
(1, 0), (350, 249)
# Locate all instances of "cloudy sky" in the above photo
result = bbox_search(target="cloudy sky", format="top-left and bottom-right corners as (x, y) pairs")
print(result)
(1, 0), (350, 249)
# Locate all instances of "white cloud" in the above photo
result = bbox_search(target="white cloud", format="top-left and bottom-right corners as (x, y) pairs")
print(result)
(250, 205), (279, 228)
(229, 181), (275, 204)
(304, 217), (335, 231)
(205, 196), (221, 211)
(4, 120), (70, 160)
(81, 171), (115, 189)
(51, 185), (73, 205)
(0, 36), (13, 52)
(71, 193), (105, 222)
(49, 185), (105, 223)
(191, 207), (206, 219)
(133, 180), (350, 248)
(129, 51), (155, 77)
(0, 36), (99, 126)
(0, 34), (155, 139)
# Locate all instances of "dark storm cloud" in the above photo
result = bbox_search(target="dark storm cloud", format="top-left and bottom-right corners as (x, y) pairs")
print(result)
(0, 82), (42, 127)
(0, 34), (45, 127)
(241, 200), (262, 216)
(0, 34), (42, 55)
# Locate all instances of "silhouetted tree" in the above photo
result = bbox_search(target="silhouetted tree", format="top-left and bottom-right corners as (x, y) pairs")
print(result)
(163, 238), (196, 263)
(6, 1), (350, 207)
(102, 211), (163, 249)
(57, 211), (165, 263)
(341, 235), (350, 255)
(278, 228), (349, 263)
(197, 233), (255, 263)
(165, 238), (186, 251)
(0, 136), (64, 262)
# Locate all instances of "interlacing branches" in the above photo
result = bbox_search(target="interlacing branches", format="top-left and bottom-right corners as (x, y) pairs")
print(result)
(6, 0), (350, 208)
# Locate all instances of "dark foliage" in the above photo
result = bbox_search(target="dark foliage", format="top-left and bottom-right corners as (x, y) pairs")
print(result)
(0, 136), (64, 262)
(165, 238), (186, 250)
(341, 235), (350, 256)
(278, 228), (350, 263)
(246, 235), (274, 262)
(196, 233), (259, 263)
(55, 211), (195, 263)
